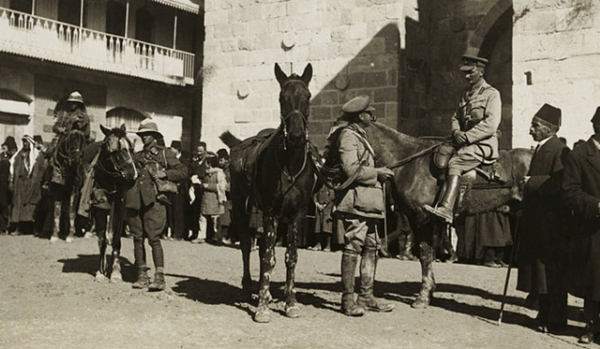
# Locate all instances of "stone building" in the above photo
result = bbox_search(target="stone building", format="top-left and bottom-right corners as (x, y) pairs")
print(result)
(0, 0), (202, 154)
(201, 0), (600, 152)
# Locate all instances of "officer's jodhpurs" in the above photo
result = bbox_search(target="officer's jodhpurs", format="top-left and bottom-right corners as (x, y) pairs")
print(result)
(341, 214), (380, 253)
(128, 203), (167, 269)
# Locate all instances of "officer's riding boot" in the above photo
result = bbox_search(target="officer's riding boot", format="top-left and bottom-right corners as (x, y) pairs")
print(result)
(341, 253), (365, 316)
(357, 249), (394, 312)
(132, 267), (150, 289)
(148, 271), (166, 292)
(424, 175), (460, 224)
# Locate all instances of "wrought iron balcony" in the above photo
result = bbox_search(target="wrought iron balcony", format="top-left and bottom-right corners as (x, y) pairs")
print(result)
(0, 7), (195, 86)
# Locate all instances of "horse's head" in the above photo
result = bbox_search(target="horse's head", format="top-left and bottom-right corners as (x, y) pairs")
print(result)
(99, 124), (138, 184)
(275, 63), (312, 147)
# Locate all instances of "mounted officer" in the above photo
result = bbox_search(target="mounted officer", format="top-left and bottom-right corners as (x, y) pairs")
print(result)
(52, 91), (91, 139)
(424, 54), (502, 223)
(329, 95), (395, 316)
(125, 122), (187, 291)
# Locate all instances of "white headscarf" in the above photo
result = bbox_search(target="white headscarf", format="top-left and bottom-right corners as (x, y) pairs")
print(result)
(14, 135), (40, 176)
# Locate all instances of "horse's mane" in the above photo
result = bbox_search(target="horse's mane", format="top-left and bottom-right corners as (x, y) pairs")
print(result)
(367, 122), (439, 167)
(108, 127), (127, 139)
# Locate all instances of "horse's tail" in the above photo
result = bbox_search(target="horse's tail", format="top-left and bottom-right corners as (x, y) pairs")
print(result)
(220, 131), (242, 148)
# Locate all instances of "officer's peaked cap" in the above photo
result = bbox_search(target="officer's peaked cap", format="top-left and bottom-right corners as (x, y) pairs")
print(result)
(341, 95), (375, 114)
(460, 54), (488, 71)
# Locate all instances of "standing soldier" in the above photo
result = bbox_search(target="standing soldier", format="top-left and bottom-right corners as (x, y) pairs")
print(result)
(329, 95), (395, 316)
(517, 104), (569, 333)
(563, 107), (600, 344)
(126, 122), (187, 291)
(424, 54), (502, 224)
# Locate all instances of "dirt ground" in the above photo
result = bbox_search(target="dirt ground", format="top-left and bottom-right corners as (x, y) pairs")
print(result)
(0, 234), (592, 349)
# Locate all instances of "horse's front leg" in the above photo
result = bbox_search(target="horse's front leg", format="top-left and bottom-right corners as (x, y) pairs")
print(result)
(412, 230), (437, 308)
(108, 205), (123, 284)
(51, 197), (62, 242)
(254, 215), (278, 323)
(284, 215), (301, 318)
(67, 190), (78, 239)
(110, 230), (123, 284)
(96, 227), (108, 282)
(236, 211), (252, 300)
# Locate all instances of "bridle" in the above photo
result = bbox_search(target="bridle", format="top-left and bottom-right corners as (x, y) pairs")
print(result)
(56, 131), (85, 167)
(96, 138), (137, 180)
(279, 79), (309, 150)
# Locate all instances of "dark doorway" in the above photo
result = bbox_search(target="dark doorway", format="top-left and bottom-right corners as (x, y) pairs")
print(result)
(135, 7), (154, 43)
(58, 0), (82, 26)
(9, 0), (32, 14)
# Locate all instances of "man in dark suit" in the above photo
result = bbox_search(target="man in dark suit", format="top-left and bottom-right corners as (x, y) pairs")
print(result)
(125, 122), (188, 291)
(189, 141), (208, 242)
(563, 107), (600, 344)
(167, 140), (189, 241)
(517, 104), (570, 333)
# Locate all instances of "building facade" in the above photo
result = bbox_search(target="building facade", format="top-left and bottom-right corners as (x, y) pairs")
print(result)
(201, 0), (599, 152)
(0, 0), (202, 153)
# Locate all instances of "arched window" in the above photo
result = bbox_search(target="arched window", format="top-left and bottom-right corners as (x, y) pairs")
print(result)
(135, 7), (154, 43)
(106, 107), (147, 132)
(106, 0), (126, 36)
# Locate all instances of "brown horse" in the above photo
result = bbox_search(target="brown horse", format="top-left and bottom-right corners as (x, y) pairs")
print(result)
(363, 122), (532, 308)
(79, 124), (137, 283)
(220, 63), (314, 323)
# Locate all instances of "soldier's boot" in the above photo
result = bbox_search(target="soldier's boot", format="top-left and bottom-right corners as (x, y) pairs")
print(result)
(341, 253), (365, 317)
(357, 249), (394, 312)
(424, 175), (460, 224)
(132, 267), (150, 289)
(148, 272), (166, 292)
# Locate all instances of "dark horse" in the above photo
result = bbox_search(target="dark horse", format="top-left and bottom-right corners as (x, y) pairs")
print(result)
(79, 124), (137, 282)
(50, 130), (88, 242)
(363, 122), (532, 308)
(220, 63), (314, 323)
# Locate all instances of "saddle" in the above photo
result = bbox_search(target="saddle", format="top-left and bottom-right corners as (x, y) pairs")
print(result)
(433, 143), (508, 185)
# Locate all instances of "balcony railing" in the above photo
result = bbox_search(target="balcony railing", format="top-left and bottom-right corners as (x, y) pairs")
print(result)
(0, 7), (195, 85)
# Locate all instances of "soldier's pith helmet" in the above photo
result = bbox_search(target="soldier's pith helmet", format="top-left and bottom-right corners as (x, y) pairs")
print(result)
(66, 91), (85, 105)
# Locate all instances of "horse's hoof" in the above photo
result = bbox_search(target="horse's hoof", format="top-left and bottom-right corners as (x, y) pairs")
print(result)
(285, 305), (300, 318)
(411, 296), (430, 309)
(50, 236), (60, 243)
(65, 237), (74, 243)
(253, 308), (272, 323)
(95, 272), (108, 283)
(110, 273), (123, 284)
(84, 232), (93, 239)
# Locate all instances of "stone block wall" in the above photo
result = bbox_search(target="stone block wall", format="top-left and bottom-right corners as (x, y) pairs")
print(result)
(201, 0), (419, 150)
(513, 0), (600, 148)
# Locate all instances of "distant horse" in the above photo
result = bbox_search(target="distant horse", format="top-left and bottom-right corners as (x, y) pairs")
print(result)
(362, 122), (532, 308)
(79, 124), (137, 282)
(50, 130), (88, 242)
(220, 63), (314, 323)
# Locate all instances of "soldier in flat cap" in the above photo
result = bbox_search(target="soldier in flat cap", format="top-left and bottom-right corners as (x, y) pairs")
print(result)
(517, 104), (570, 334)
(563, 106), (600, 344)
(327, 95), (394, 316)
(424, 54), (502, 223)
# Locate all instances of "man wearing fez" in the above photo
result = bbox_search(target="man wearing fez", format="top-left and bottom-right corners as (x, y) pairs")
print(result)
(125, 122), (187, 291)
(563, 107), (600, 344)
(517, 104), (569, 333)
(330, 95), (395, 316)
(424, 54), (502, 224)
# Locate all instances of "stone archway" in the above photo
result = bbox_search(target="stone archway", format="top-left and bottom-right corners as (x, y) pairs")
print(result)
(467, 0), (514, 149)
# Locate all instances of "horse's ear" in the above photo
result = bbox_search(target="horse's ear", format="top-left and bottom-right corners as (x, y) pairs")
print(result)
(120, 123), (127, 133)
(100, 124), (110, 136)
(300, 63), (313, 86)
(274, 63), (288, 86)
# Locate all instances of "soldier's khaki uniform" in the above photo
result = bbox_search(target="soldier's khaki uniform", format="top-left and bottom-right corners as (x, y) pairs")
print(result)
(448, 78), (502, 176)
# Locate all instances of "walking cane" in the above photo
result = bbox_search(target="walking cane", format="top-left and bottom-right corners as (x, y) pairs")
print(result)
(382, 181), (388, 254)
(497, 210), (522, 326)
